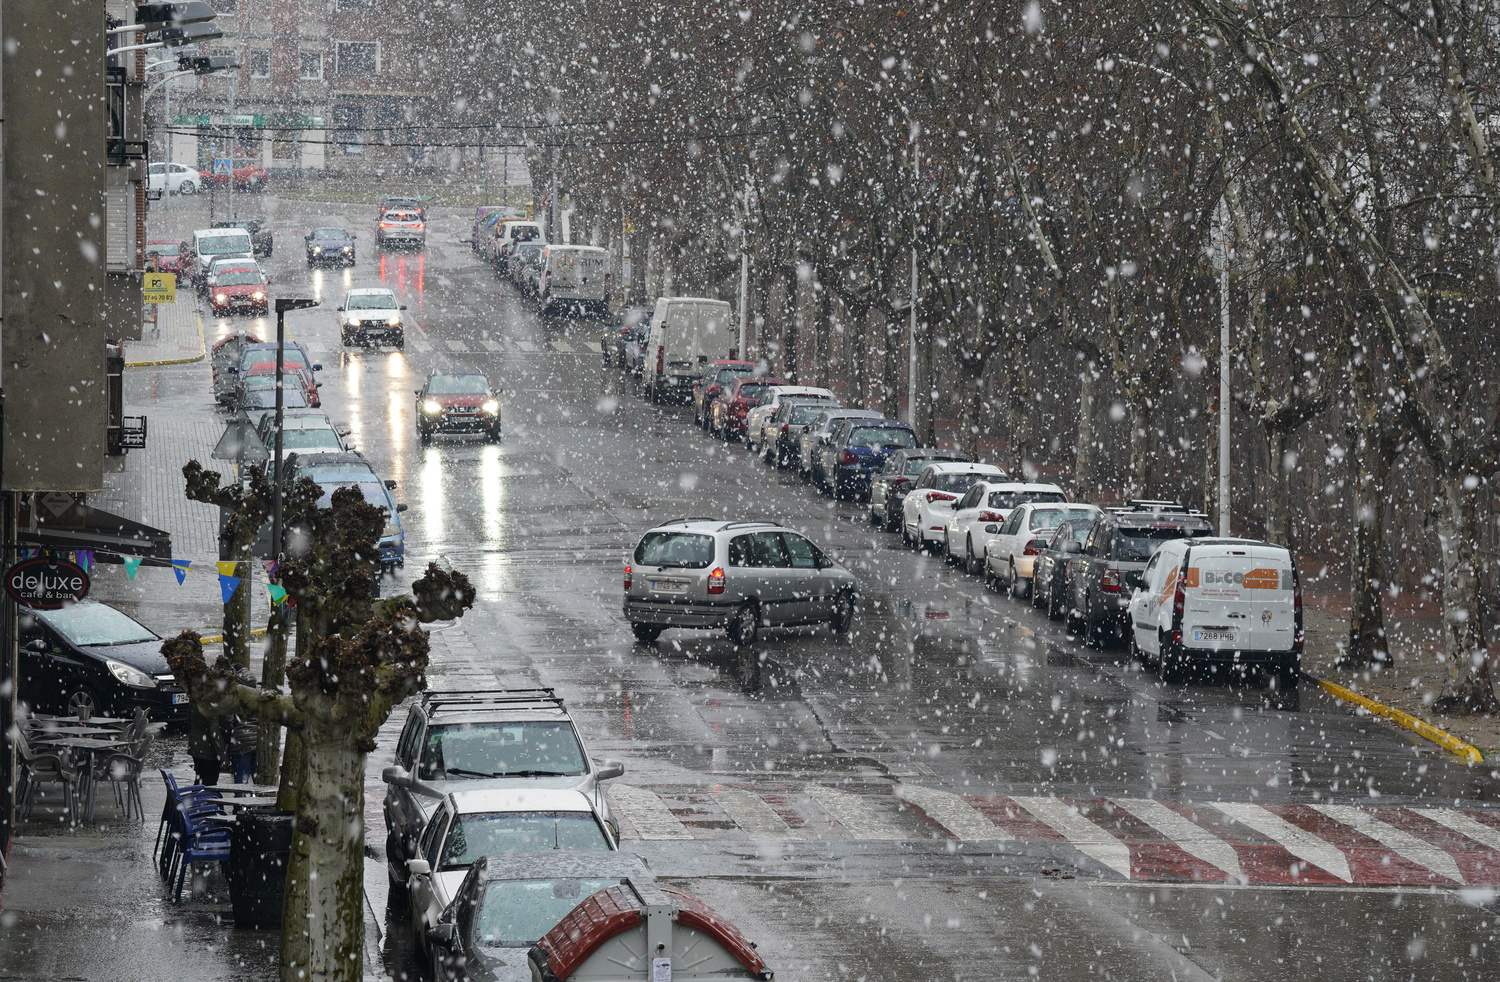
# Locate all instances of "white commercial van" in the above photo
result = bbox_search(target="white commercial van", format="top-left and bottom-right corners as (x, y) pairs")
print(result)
(537, 245), (609, 318)
(1128, 537), (1302, 688)
(642, 297), (734, 404)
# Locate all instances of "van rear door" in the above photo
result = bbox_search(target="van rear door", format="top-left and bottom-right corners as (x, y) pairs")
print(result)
(1181, 545), (1295, 652)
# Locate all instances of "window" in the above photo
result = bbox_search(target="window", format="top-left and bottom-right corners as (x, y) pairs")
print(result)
(749, 532), (790, 568)
(634, 532), (714, 569)
(419, 806), (449, 867)
(439, 813), (611, 867)
(249, 50), (270, 77)
(418, 721), (586, 781)
(336, 41), (378, 75)
(300, 51), (323, 79)
(782, 534), (818, 569)
(957, 487), (982, 510)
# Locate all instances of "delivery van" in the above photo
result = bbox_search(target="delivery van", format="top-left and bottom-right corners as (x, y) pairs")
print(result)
(537, 245), (609, 318)
(642, 297), (734, 404)
(1128, 537), (1302, 688)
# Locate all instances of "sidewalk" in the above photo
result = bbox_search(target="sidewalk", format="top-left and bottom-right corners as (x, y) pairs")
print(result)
(124, 296), (205, 367)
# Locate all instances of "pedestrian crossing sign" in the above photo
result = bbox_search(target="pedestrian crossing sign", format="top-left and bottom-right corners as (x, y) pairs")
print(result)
(143, 272), (176, 304)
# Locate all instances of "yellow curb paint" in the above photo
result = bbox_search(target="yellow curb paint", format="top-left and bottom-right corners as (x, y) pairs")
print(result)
(1311, 674), (1484, 764)
(125, 311), (207, 367)
(198, 627), (269, 644)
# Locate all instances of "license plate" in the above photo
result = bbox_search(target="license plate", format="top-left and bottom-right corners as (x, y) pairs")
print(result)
(1194, 630), (1236, 643)
(650, 580), (687, 594)
(172, 692), (190, 705)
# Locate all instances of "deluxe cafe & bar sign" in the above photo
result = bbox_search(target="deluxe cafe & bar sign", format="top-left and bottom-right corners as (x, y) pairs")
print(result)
(5, 557), (90, 610)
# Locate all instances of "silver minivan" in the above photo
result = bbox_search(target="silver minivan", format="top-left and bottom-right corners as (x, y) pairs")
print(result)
(623, 519), (858, 644)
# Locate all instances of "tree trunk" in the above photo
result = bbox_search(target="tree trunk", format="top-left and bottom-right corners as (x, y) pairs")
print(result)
(1434, 475), (1500, 714)
(1343, 366), (1392, 668)
(1008, 359), (1030, 477)
(882, 310), (901, 419)
(279, 715), (367, 982)
(256, 610), (291, 785)
(1261, 427), (1292, 545)
(1202, 377), (1219, 523)
(223, 559), (252, 668)
(1126, 378), (1150, 497)
(1075, 361), (1097, 503)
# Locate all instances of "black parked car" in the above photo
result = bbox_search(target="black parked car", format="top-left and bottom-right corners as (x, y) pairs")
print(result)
(1032, 518), (1096, 620)
(214, 218), (273, 257)
(305, 226), (356, 267)
(1063, 500), (1213, 646)
(18, 600), (187, 725)
(868, 449), (971, 531)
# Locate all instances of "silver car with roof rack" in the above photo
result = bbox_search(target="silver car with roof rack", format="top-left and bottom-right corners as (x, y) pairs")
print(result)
(624, 518), (859, 645)
(381, 688), (624, 891)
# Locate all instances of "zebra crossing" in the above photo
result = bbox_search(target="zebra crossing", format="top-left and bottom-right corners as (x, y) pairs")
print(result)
(400, 331), (601, 356)
(605, 782), (1500, 886)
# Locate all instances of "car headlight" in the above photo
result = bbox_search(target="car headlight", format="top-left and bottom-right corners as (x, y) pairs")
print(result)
(481, 399), (499, 414)
(252, 291), (265, 300)
(423, 400), (442, 414)
(347, 316), (360, 326)
(215, 293), (227, 303)
(106, 659), (156, 689)
(312, 246), (323, 253)
(341, 245), (352, 253)
(382, 523), (401, 539)
(387, 317), (401, 326)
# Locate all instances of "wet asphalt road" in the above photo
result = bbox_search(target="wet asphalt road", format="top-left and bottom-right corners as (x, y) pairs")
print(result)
(166, 194), (1500, 981)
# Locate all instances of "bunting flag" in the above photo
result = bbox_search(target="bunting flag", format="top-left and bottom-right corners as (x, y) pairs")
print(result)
(171, 559), (192, 584)
(262, 559), (279, 581)
(122, 557), (143, 580)
(217, 561), (238, 577)
(220, 575), (243, 604)
(267, 584), (288, 607)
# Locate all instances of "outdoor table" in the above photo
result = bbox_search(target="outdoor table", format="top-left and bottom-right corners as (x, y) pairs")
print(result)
(202, 813), (238, 827)
(30, 725), (122, 738)
(200, 784), (279, 797)
(43, 737), (130, 821)
(34, 716), (131, 726)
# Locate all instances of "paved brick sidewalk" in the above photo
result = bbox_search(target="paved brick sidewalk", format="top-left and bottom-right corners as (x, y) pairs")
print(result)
(124, 296), (204, 366)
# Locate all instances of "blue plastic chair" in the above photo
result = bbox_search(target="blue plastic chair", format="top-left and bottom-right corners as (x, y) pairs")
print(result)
(155, 770), (214, 880)
(169, 806), (232, 903)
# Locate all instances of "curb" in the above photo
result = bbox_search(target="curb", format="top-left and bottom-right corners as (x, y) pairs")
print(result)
(1309, 673), (1485, 764)
(198, 626), (269, 644)
(125, 311), (206, 367)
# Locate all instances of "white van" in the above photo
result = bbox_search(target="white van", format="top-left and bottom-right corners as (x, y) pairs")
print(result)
(189, 227), (254, 287)
(537, 245), (609, 318)
(495, 220), (544, 273)
(642, 297), (734, 404)
(1128, 537), (1302, 687)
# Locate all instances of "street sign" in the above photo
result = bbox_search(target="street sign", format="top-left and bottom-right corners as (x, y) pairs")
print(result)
(143, 272), (176, 304)
(5, 557), (90, 610)
(213, 157), (231, 175)
(212, 409), (270, 464)
(622, 219), (637, 234)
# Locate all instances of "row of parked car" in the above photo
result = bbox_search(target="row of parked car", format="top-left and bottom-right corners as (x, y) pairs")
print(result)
(606, 342), (1305, 691)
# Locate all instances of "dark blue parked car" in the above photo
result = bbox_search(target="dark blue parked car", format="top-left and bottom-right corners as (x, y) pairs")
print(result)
(816, 418), (920, 500)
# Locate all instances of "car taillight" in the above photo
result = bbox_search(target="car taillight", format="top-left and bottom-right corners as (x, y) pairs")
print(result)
(1023, 538), (1047, 556)
(379, 222), (392, 228)
(1293, 568), (1304, 648)
(624, 565), (632, 590)
(656, 347), (664, 376)
(978, 510), (1005, 522)
(928, 491), (956, 502)
(1172, 572), (1186, 644)
(707, 567), (725, 594)
(839, 449), (858, 464)
(781, 423), (790, 432)
(1101, 567), (1121, 593)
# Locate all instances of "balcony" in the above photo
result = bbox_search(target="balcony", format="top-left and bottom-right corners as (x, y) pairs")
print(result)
(107, 416), (148, 455)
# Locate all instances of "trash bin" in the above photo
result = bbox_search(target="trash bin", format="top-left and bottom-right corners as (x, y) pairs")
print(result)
(227, 806), (294, 929)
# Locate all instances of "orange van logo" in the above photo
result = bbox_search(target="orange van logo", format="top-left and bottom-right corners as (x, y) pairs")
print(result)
(1243, 568), (1281, 590)
(1157, 565), (1178, 607)
(1183, 567), (1200, 588)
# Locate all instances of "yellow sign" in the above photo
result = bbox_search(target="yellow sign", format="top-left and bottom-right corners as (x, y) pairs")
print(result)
(143, 272), (176, 304)
(622, 220), (637, 234)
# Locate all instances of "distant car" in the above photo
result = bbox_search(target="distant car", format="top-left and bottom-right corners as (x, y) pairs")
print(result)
(211, 331), (266, 405)
(944, 482), (1068, 573)
(711, 376), (786, 441)
(693, 360), (757, 428)
(1032, 519), (1096, 620)
(380, 687), (625, 895)
(338, 288), (406, 347)
(284, 451), (407, 567)
(470, 206), (502, 252)
(377, 209), (426, 249)
(426, 852), (652, 982)
(146, 161), (201, 195)
(213, 218), (272, 257)
(799, 408), (883, 482)
(240, 360), (320, 407)
(145, 239), (187, 274)
(764, 398), (840, 468)
(868, 449), (970, 531)
(186, 227), (254, 288)
(381, 195), (427, 221)
(202, 255), (263, 298)
(900, 462), (1007, 550)
(255, 409), (351, 454)
(983, 501), (1102, 595)
(233, 341), (320, 382)
(403, 789), (618, 962)
(18, 600), (187, 724)
(236, 375), (311, 424)
(494, 221), (544, 277)
(603, 305), (653, 368)
(623, 519), (858, 645)
(200, 163), (269, 192)
(305, 227), (356, 267)
(511, 242), (546, 295)
(208, 265), (270, 317)
(745, 385), (836, 454)
(814, 418), (919, 499)
(1063, 500), (1214, 647)
(416, 371), (502, 444)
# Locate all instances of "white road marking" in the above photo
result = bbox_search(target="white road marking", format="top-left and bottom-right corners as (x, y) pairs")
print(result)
(1214, 802), (1352, 882)
(1113, 798), (1242, 879)
(550, 341), (574, 352)
(806, 785), (905, 839)
(446, 340), (470, 353)
(408, 332), (433, 352)
(1012, 796), (1132, 878)
(581, 341), (603, 352)
(714, 789), (794, 838)
(1313, 804), (1463, 884)
(482, 338), (504, 352)
(514, 340), (537, 352)
(894, 784), (1009, 840)
(607, 784), (693, 840)
(1412, 808), (1500, 853)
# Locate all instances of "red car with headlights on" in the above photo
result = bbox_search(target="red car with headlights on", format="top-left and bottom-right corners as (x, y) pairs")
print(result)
(416, 371), (501, 444)
(146, 239), (187, 274)
(710, 375), (785, 442)
(209, 265), (269, 316)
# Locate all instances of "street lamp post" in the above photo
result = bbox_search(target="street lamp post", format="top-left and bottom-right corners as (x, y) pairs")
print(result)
(271, 298), (319, 557)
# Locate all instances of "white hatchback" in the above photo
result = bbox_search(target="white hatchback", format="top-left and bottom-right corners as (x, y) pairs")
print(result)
(901, 463), (1007, 549)
(943, 482), (1065, 572)
(746, 386), (836, 452)
(984, 501), (1101, 594)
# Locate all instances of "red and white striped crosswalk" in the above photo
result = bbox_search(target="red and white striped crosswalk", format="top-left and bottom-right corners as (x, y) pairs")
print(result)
(605, 782), (1500, 887)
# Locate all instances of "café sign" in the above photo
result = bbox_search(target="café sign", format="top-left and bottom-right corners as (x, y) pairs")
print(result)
(5, 557), (90, 610)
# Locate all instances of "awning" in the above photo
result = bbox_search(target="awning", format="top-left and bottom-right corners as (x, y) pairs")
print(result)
(18, 503), (173, 565)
